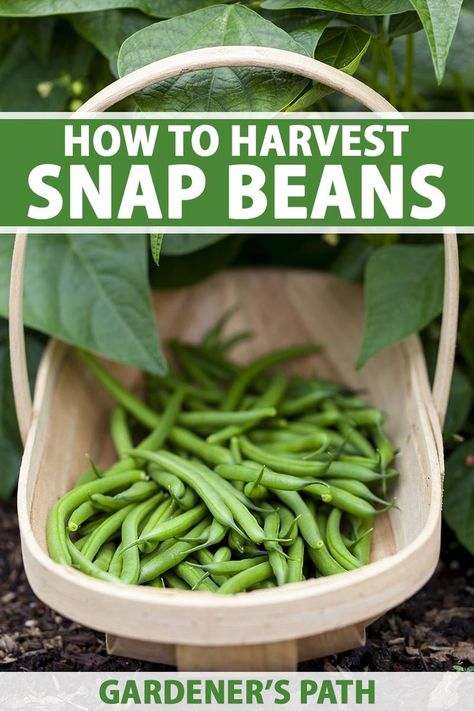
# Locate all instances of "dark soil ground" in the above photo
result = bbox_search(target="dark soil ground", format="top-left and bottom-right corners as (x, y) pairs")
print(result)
(1, 500), (473, 672)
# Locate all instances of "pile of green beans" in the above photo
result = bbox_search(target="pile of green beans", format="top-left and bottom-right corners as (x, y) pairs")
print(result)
(47, 316), (399, 594)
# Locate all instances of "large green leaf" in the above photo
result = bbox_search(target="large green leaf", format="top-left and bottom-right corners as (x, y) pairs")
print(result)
(289, 18), (330, 55)
(444, 439), (474, 554)
(358, 244), (445, 367)
(288, 26), (371, 110)
(0, 0), (228, 18)
(459, 299), (474, 371)
(0, 235), (165, 375)
(69, 10), (152, 69)
(443, 368), (473, 440)
(118, 5), (308, 112)
(261, 0), (412, 16)
(0, 320), (44, 499)
(408, 0), (463, 82)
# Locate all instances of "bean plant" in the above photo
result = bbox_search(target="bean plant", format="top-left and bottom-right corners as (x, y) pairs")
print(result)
(0, 1), (472, 557)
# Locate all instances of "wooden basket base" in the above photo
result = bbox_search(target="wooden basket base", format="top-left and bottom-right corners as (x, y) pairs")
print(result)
(106, 624), (367, 671)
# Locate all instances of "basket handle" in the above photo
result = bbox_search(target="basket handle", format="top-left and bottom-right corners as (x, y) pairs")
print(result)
(9, 46), (459, 443)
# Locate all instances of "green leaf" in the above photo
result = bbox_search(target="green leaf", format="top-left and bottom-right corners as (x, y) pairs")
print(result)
(0, 0), (229, 18)
(443, 368), (473, 439)
(358, 244), (444, 367)
(461, 238), (474, 273)
(69, 10), (152, 69)
(0, 235), (165, 375)
(408, 0), (463, 82)
(459, 299), (474, 371)
(150, 234), (163, 265)
(0, 320), (44, 499)
(289, 18), (330, 55)
(444, 439), (474, 554)
(388, 10), (423, 38)
(261, 0), (412, 16)
(288, 26), (371, 110)
(161, 235), (230, 256)
(118, 5), (308, 112)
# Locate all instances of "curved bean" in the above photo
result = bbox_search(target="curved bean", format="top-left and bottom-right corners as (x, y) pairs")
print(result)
(139, 518), (211, 583)
(217, 562), (273, 595)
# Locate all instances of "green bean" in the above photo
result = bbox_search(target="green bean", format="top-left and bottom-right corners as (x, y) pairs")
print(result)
(77, 350), (161, 429)
(274, 490), (321, 549)
(338, 420), (376, 459)
(300, 412), (341, 427)
(47, 470), (147, 565)
(326, 508), (362, 571)
(200, 307), (239, 350)
(139, 518), (211, 583)
(243, 482), (269, 500)
(265, 431), (337, 454)
(170, 340), (216, 390)
(190, 557), (267, 576)
(126, 450), (239, 534)
(287, 537), (305, 584)
(108, 541), (124, 577)
(230, 437), (242, 464)
(81, 504), (135, 561)
(371, 424), (395, 470)
(174, 561), (218, 592)
(326, 478), (391, 507)
(305, 484), (376, 518)
(343, 409), (384, 427)
(178, 408), (277, 429)
(154, 374), (222, 403)
(139, 387), (186, 453)
(79, 514), (109, 536)
(115, 480), (158, 502)
(214, 546), (232, 563)
(161, 571), (190, 590)
(215, 463), (323, 492)
(124, 504), (207, 552)
(209, 374), (289, 444)
(148, 466), (186, 500)
(228, 529), (246, 554)
(169, 428), (233, 466)
(139, 498), (177, 554)
(279, 388), (339, 416)
(263, 512), (287, 586)
(195, 548), (227, 586)
(74, 533), (91, 551)
(66, 538), (123, 584)
(94, 542), (116, 571)
(223, 345), (320, 411)
(351, 516), (374, 565)
(188, 460), (266, 544)
(217, 562), (273, 595)
(67, 501), (96, 532)
(315, 506), (329, 547)
(89, 494), (129, 513)
(179, 518), (228, 554)
(110, 406), (133, 458)
(278, 506), (298, 541)
(306, 541), (345, 578)
(239, 437), (387, 482)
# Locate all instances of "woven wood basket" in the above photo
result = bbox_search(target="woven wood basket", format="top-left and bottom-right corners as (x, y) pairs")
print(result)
(10, 47), (459, 671)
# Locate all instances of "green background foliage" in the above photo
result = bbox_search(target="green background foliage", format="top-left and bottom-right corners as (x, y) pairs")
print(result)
(0, 0), (472, 555)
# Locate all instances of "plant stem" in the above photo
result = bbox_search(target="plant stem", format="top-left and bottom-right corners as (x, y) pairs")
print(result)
(403, 33), (414, 112)
(383, 43), (398, 108)
(370, 42), (381, 91)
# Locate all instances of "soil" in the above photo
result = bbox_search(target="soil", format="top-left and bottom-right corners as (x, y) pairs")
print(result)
(1, 500), (473, 672)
